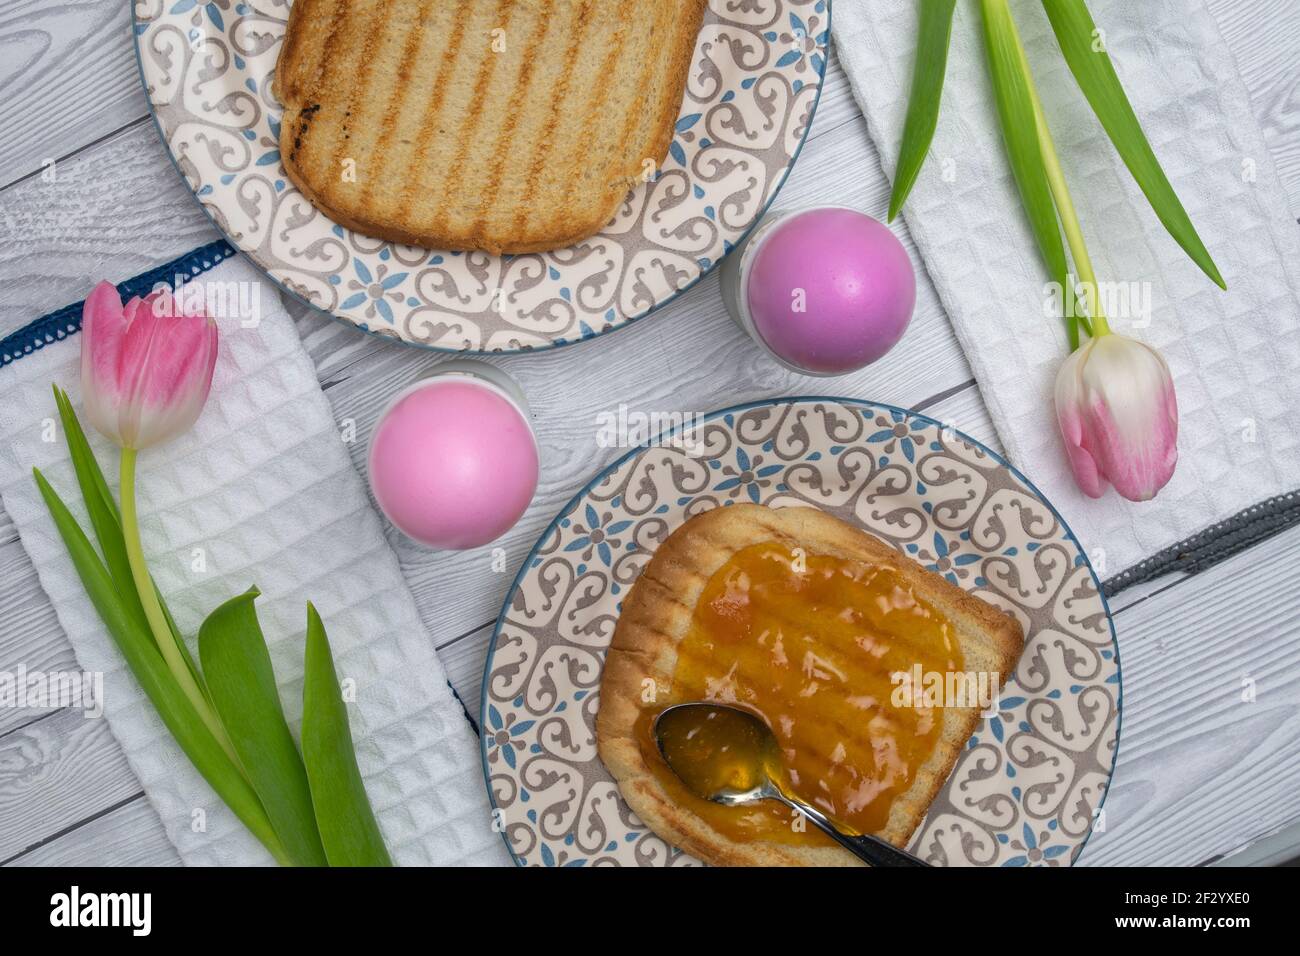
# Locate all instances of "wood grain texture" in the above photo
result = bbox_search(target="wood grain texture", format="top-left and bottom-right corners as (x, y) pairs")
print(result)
(438, 624), (493, 733)
(0, 708), (144, 862)
(0, 124), (213, 319)
(0, 0), (145, 190)
(0, 4), (1297, 866)
(1206, 0), (1300, 216)
(1079, 522), (1300, 867)
(5, 795), (181, 866)
(0, 544), (74, 736)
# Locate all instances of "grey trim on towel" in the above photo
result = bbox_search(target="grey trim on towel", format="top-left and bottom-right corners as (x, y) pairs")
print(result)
(1103, 490), (1300, 596)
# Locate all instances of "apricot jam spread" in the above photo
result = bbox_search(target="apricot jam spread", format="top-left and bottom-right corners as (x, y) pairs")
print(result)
(638, 541), (962, 844)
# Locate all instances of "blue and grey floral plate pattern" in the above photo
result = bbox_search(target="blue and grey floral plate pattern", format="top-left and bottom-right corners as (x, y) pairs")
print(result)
(133, 0), (830, 352)
(482, 399), (1121, 866)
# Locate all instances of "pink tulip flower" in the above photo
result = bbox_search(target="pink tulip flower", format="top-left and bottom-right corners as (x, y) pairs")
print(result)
(75, 280), (226, 769)
(80, 281), (218, 451)
(1054, 333), (1178, 502)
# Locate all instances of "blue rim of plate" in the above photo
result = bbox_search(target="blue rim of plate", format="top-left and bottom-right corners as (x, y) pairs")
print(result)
(131, 1), (833, 357)
(479, 395), (1122, 867)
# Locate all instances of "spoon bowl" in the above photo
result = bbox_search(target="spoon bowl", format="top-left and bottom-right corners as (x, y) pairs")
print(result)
(652, 701), (929, 867)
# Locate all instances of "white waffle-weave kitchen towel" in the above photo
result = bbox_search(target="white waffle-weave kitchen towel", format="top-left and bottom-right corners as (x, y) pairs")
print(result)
(835, 0), (1300, 577)
(0, 247), (511, 866)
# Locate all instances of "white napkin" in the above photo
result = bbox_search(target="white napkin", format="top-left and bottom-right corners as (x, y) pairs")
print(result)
(0, 253), (510, 866)
(834, 0), (1300, 577)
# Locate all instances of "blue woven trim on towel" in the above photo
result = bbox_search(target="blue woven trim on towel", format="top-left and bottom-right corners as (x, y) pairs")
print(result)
(0, 239), (236, 368)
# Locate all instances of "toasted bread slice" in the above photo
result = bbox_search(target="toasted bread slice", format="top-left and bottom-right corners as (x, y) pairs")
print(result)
(596, 503), (1025, 866)
(274, 0), (706, 254)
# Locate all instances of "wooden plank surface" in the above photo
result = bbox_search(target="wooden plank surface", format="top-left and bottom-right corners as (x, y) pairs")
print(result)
(0, 0), (143, 189)
(0, 0), (1297, 866)
(1080, 522), (1300, 867)
(6, 796), (181, 868)
(0, 708), (140, 863)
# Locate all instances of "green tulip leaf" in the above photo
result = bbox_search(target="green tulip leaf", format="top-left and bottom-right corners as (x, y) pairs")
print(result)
(1041, 0), (1225, 289)
(198, 589), (329, 867)
(52, 385), (208, 699)
(978, 0), (1070, 301)
(32, 467), (290, 865)
(301, 603), (393, 867)
(889, 0), (958, 222)
(53, 386), (143, 622)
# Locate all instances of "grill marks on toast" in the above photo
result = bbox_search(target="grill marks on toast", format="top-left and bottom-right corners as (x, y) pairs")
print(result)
(310, 0), (347, 94)
(509, 2), (591, 235)
(293, 0), (382, 201)
(468, 8), (566, 242)
(386, 8), (469, 226)
(421, 0), (515, 239)
(280, 0), (346, 164)
(352, 0), (435, 211)
(558, 3), (636, 217)
(455, 4), (556, 243)
(276, 0), (708, 253)
(610, 15), (674, 191)
(324, 3), (396, 208)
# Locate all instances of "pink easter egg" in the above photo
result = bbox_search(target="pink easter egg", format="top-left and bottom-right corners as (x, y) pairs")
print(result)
(368, 377), (539, 550)
(745, 208), (916, 375)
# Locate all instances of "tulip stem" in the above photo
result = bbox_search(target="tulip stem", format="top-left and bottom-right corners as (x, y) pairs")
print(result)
(120, 447), (241, 768)
(1007, 7), (1110, 340)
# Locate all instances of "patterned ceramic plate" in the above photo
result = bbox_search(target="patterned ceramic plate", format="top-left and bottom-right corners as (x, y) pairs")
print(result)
(482, 398), (1121, 866)
(133, 0), (830, 353)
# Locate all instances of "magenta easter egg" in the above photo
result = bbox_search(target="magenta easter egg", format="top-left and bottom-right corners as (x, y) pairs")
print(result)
(739, 207), (916, 375)
(368, 368), (539, 550)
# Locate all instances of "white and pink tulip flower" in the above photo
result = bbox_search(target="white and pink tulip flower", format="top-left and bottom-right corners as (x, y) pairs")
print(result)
(75, 279), (225, 764)
(80, 281), (218, 451)
(1054, 333), (1179, 502)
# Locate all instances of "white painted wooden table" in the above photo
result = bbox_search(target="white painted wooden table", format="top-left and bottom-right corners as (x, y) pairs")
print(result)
(1, 0), (1297, 867)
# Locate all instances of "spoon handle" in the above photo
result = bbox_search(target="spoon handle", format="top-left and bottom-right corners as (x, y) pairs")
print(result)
(829, 828), (929, 867)
(774, 792), (929, 867)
